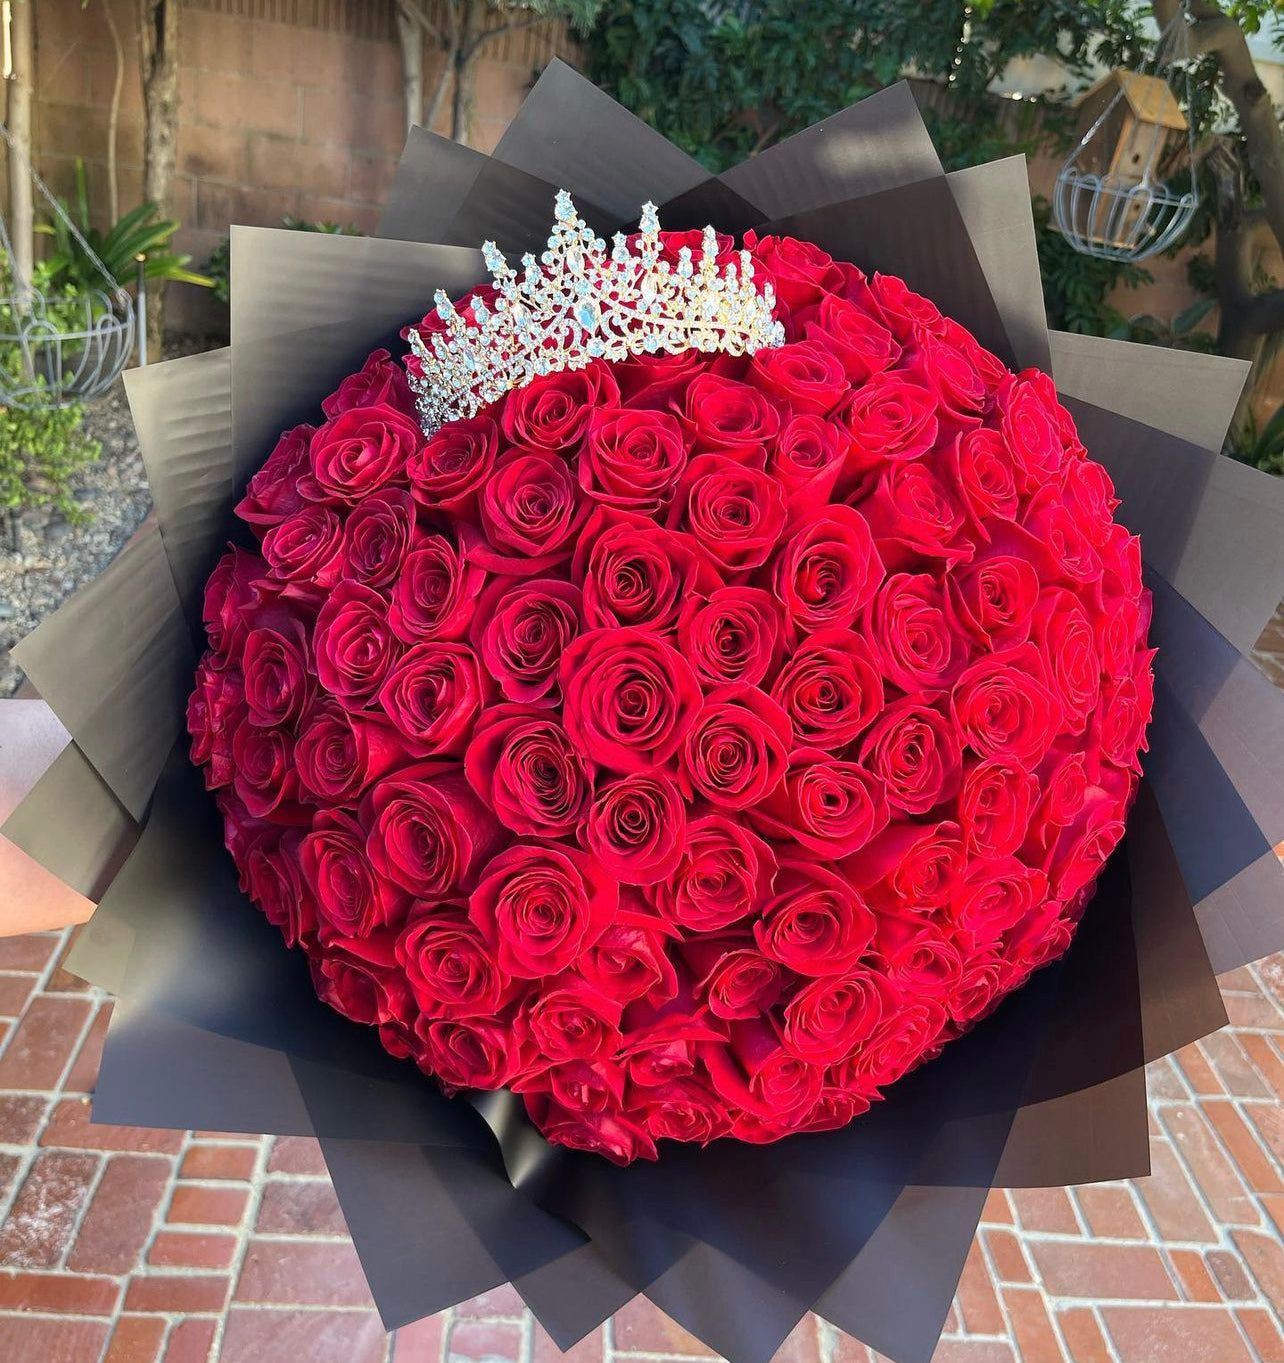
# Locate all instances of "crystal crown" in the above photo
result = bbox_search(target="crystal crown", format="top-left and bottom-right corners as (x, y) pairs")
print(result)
(407, 192), (785, 435)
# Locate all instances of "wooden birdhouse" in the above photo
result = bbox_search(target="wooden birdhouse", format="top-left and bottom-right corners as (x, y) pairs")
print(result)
(1072, 70), (1187, 187)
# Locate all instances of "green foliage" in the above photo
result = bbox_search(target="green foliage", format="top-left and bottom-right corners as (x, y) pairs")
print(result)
(37, 163), (212, 294)
(0, 258), (102, 520)
(1230, 402), (1284, 475)
(1110, 298), (1218, 351)
(1033, 196), (1152, 333)
(203, 216), (366, 306)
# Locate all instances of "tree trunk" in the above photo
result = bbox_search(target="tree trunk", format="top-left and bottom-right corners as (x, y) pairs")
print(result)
(451, 0), (482, 144)
(7, 0), (34, 295)
(101, 0), (125, 222)
(395, 1), (424, 135)
(138, 0), (180, 358)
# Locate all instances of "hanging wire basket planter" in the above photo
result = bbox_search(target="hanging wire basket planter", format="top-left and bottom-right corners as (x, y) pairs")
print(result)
(1053, 3), (1199, 263)
(0, 122), (138, 411)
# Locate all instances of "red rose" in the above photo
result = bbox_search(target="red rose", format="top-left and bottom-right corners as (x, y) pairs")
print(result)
(852, 997), (948, 1088)
(464, 704), (592, 837)
(768, 414), (846, 521)
(1036, 745), (1091, 830)
(868, 272), (945, 342)
(752, 747), (890, 857)
(748, 341), (848, 416)
(1042, 787), (1128, 902)
(308, 404), (421, 503)
(322, 348), (415, 419)
(243, 831), (316, 949)
(188, 655), (244, 790)
(633, 1077), (728, 1146)
(947, 551), (1040, 649)
(241, 615), (311, 728)
(301, 809), (407, 941)
(872, 911), (963, 998)
(396, 906), (514, 1018)
(860, 697), (961, 816)
(618, 994), (721, 1087)
(560, 628), (702, 772)
(202, 546), (273, 657)
(1000, 372), (1070, 491)
(958, 759), (1038, 859)
(842, 819), (964, 914)
(770, 628), (884, 749)
(524, 1094), (657, 1165)
(314, 580), (402, 707)
(755, 861), (876, 977)
(867, 571), (965, 692)
(583, 773), (686, 884)
(295, 700), (402, 805)
(472, 577), (582, 704)
(235, 424), (315, 529)
(677, 586), (782, 689)
(842, 376), (938, 473)
(501, 361), (620, 451)
(524, 981), (624, 1063)
(578, 907), (679, 1006)
(407, 414), (497, 515)
(475, 447), (587, 573)
(1029, 589), (1101, 733)
(1022, 485), (1102, 586)
(1094, 660), (1154, 774)
(340, 488), (417, 588)
(743, 232), (846, 311)
(651, 815), (776, 935)
(420, 1017), (524, 1091)
(389, 534), (483, 644)
(578, 407), (687, 512)
(685, 939), (784, 1020)
(679, 684), (792, 809)
(310, 933), (411, 1028)
(704, 1019), (824, 1122)
(364, 765), (502, 898)
(576, 513), (718, 634)
(682, 372), (781, 459)
(802, 294), (900, 383)
(378, 642), (485, 758)
(262, 504), (345, 590)
(949, 857), (1050, 947)
(668, 454), (787, 571)
(911, 335), (988, 424)
(230, 721), (302, 821)
(773, 506), (883, 631)
(782, 970), (895, 1064)
(948, 428), (1019, 531)
(469, 842), (616, 978)
(952, 645), (1060, 768)
(861, 460), (969, 569)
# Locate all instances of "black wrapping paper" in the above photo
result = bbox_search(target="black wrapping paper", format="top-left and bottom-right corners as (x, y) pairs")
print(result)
(8, 69), (1284, 1363)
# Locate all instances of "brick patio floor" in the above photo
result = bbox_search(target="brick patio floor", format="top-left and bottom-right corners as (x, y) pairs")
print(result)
(0, 927), (1280, 1363)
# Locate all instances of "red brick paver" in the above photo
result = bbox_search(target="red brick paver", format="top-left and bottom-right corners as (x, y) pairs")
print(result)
(0, 927), (1281, 1363)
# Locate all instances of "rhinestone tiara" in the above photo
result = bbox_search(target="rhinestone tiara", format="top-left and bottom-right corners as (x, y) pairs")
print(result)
(406, 191), (785, 435)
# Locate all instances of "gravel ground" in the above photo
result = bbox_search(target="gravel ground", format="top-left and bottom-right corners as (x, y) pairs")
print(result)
(0, 336), (222, 697)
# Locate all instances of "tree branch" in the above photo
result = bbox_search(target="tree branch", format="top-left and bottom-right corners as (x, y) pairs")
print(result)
(396, 0), (445, 50)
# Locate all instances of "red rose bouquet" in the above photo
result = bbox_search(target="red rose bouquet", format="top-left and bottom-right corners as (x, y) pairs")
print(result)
(8, 66), (1283, 1363)
(189, 215), (1153, 1164)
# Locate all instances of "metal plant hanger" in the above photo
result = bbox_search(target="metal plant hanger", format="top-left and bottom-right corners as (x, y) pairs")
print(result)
(1054, 0), (1199, 262)
(0, 121), (136, 411)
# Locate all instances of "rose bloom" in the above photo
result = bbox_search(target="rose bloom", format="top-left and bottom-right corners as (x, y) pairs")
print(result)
(389, 534), (483, 644)
(472, 577), (582, 704)
(752, 747), (890, 857)
(678, 586), (782, 689)
(768, 413), (846, 521)
(770, 627), (884, 749)
(678, 684), (792, 809)
(579, 407), (687, 512)
(464, 704), (593, 838)
(650, 815), (777, 934)
(773, 506), (884, 631)
(235, 425), (316, 530)
(501, 362), (620, 451)
(748, 341), (849, 416)
(396, 906), (514, 1018)
(407, 414), (497, 514)
(682, 372), (781, 458)
(576, 513), (717, 634)
(669, 454), (788, 572)
(377, 642), (486, 758)
(686, 938), (784, 1021)
(860, 697), (962, 816)
(323, 348), (415, 419)
(340, 488), (417, 588)
(755, 861), (876, 977)
(469, 842), (617, 979)
(583, 773), (686, 884)
(314, 580), (402, 707)
(476, 447), (587, 573)
(308, 404), (422, 503)
(560, 627), (702, 772)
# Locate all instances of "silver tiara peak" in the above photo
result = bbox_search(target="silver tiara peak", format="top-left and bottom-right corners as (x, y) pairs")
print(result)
(407, 191), (786, 435)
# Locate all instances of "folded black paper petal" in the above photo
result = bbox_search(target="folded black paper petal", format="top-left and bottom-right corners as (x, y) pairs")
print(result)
(7, 71), (1284, 1363)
